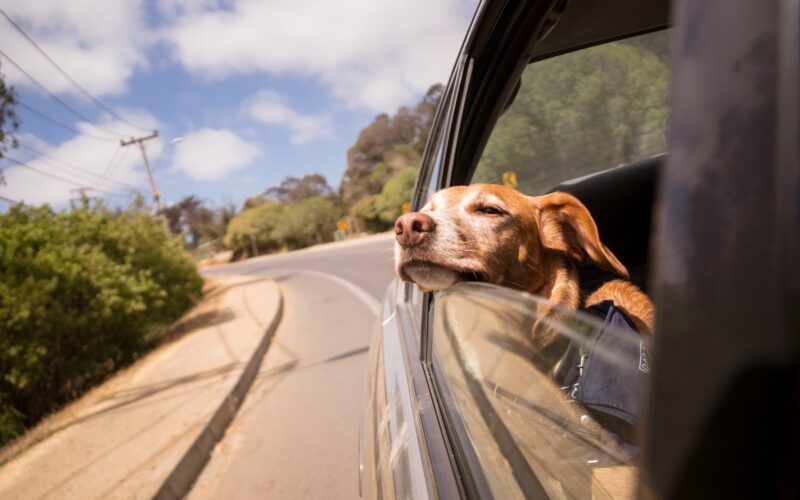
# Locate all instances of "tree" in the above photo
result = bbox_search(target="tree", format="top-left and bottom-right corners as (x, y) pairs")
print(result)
(223, 201), (285, 256)
(0, 62), (20, 183)
(339, 84), (442, 207)
(272, 196), (341, 249)
(472, 38), (670, 194)
(162, 196), (216, 248)
(263, 173), (333, 204)
(348, 194), (385, 232)
(375, 166), (419, 225)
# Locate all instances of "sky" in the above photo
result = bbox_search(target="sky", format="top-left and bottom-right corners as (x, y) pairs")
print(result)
(0, 0), (476, 210)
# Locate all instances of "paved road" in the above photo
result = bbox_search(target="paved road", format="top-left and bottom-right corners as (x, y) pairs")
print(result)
(192, 233), (396, 499)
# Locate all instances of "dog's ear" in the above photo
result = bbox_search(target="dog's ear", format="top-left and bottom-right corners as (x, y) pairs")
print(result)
(532, 192), (629, 278)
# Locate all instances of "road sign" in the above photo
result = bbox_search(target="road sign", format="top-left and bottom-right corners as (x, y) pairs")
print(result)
(337, 220), (348, 232)
(402, 202), (410, 214)
(502, 171), (518, 188)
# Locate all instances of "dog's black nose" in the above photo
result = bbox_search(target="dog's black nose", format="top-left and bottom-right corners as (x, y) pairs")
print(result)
(395, 212), (435, 247)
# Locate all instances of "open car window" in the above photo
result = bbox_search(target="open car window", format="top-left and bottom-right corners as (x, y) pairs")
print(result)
(426, 29), (673, 498)
(471, 29), (672, 194)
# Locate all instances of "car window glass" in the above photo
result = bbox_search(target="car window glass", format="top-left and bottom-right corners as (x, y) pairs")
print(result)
(431, 283), (651, 499)
(471, 30), (671, 193)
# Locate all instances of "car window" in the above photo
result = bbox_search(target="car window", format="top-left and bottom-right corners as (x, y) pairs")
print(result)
(431, 283), (651, 499)
(425, 29), (672, 498)
(471, 29), (671, 193)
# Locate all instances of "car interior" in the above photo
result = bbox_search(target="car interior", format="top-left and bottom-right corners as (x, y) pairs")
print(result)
(549, 154), (662, 294)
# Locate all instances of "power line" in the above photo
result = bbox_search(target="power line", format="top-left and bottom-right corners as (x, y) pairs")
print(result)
(93, 146), (131, 189)
(2, 155), (129, 198)
(11, 141), (138, 190)
(0, 49), (130, 139)
(16, 100), (120, 141)
(0, 7), (153, 134)
(0, 194), (23, 204)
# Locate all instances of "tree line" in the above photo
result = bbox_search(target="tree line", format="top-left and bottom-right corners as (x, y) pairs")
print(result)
(171, 84), (443, 259)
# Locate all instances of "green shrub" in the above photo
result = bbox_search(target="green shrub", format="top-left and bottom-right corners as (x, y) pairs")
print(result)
(223, 202), (285, 255)
(224, 197), (341, 254)
(0, 201), (202, 445)
(349, 194), (388, 232)
(271, 197), (340, 249)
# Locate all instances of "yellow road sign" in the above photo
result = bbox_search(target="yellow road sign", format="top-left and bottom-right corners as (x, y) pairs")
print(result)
(337, 220), (348, 232)
(402, 202), (410, 214)
(502, 171), (518, 188)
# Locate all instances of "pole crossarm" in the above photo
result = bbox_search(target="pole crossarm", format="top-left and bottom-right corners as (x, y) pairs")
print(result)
(121, 131), (162, 213)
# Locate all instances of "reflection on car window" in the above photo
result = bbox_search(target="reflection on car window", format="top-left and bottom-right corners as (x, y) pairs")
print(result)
(433, 283), (651, 499)
(472, 30), (671, 194)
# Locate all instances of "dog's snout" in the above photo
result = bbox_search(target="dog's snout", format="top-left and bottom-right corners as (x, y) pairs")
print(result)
(395, 212), (435, 247)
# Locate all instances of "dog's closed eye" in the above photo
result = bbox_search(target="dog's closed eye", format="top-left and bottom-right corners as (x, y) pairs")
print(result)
(475, 206), (507, 216)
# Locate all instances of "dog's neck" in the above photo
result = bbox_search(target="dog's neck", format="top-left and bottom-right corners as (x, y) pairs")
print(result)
(530, 254), (581, 311)
(527, 254), (580, 356)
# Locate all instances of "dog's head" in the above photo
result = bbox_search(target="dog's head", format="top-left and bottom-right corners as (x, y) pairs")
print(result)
(394, 183), (628, 294)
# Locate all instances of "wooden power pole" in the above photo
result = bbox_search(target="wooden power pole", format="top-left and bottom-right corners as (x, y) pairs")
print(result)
(121, 132), (161, 212)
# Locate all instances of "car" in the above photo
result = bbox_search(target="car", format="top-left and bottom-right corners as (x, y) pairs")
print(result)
(360, 0), (799, 498)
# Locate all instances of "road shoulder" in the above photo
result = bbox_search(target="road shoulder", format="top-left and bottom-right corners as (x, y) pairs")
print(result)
(0, 275), (283, 500)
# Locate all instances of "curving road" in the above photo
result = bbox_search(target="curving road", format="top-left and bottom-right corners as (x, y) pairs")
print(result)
(191, 233), (395, 499)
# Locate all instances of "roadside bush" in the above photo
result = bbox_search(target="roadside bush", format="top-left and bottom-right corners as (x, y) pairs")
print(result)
(223, 201), (285, 256)
(0, 201), (202, 445)
(349, 194), (389, 233)
(224, 197), (341, 254)
(271, 197), (340, 249)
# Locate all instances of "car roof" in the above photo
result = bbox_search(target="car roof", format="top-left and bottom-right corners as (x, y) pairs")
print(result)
(529, 0), (670, 61)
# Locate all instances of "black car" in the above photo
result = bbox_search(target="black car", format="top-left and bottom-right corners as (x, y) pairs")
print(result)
(361, 0), (799, 498)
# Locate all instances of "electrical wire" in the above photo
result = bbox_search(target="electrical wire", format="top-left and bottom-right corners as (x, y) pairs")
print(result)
(92, 146), (133, 190)
(11, 141), (138, 190)
(2, 155), (130, 198)
(0, 7), (154, 134)
(0, 194), (23, 204)
(15, 100), (121, 141)
(0, 49), (130, 139)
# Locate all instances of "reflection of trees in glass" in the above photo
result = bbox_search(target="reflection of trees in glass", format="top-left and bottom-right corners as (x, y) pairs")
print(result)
(473, 32), (671, 195)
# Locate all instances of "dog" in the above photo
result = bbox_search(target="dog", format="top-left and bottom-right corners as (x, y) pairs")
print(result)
(394, 183), (653, 498)
(394, 183), (654, 349)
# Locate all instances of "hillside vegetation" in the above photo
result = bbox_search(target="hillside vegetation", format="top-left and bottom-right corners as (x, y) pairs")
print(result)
(220, 84), (443, 258)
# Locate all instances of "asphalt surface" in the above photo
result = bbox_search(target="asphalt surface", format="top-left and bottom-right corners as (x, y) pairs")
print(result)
(191, 233), (396, 499)
(203, 233), (396, 302)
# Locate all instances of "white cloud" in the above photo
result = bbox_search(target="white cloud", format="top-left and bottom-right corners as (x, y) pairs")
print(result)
(164, 0), (473, 112)
(170, 128), (259, 181)
(0, 0), (148, 97)
(0, 111), (161, 206)
(246, 90), (331, 144)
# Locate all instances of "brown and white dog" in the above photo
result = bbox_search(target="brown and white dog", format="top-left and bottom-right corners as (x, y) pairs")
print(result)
(394, 183), (653, 349)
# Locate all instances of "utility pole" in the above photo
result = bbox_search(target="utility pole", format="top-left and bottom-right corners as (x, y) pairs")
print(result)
(121, 131), (170, 233)
(121, 131), (161, 212)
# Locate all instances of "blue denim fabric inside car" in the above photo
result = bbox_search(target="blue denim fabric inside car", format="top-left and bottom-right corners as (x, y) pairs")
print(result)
(555, 300), (650, 462)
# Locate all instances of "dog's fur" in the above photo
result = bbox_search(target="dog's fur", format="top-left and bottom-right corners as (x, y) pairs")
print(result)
(394, 183), (654, 348)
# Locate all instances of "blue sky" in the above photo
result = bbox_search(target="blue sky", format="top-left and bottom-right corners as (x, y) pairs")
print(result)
(0, 0), (475, 209)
